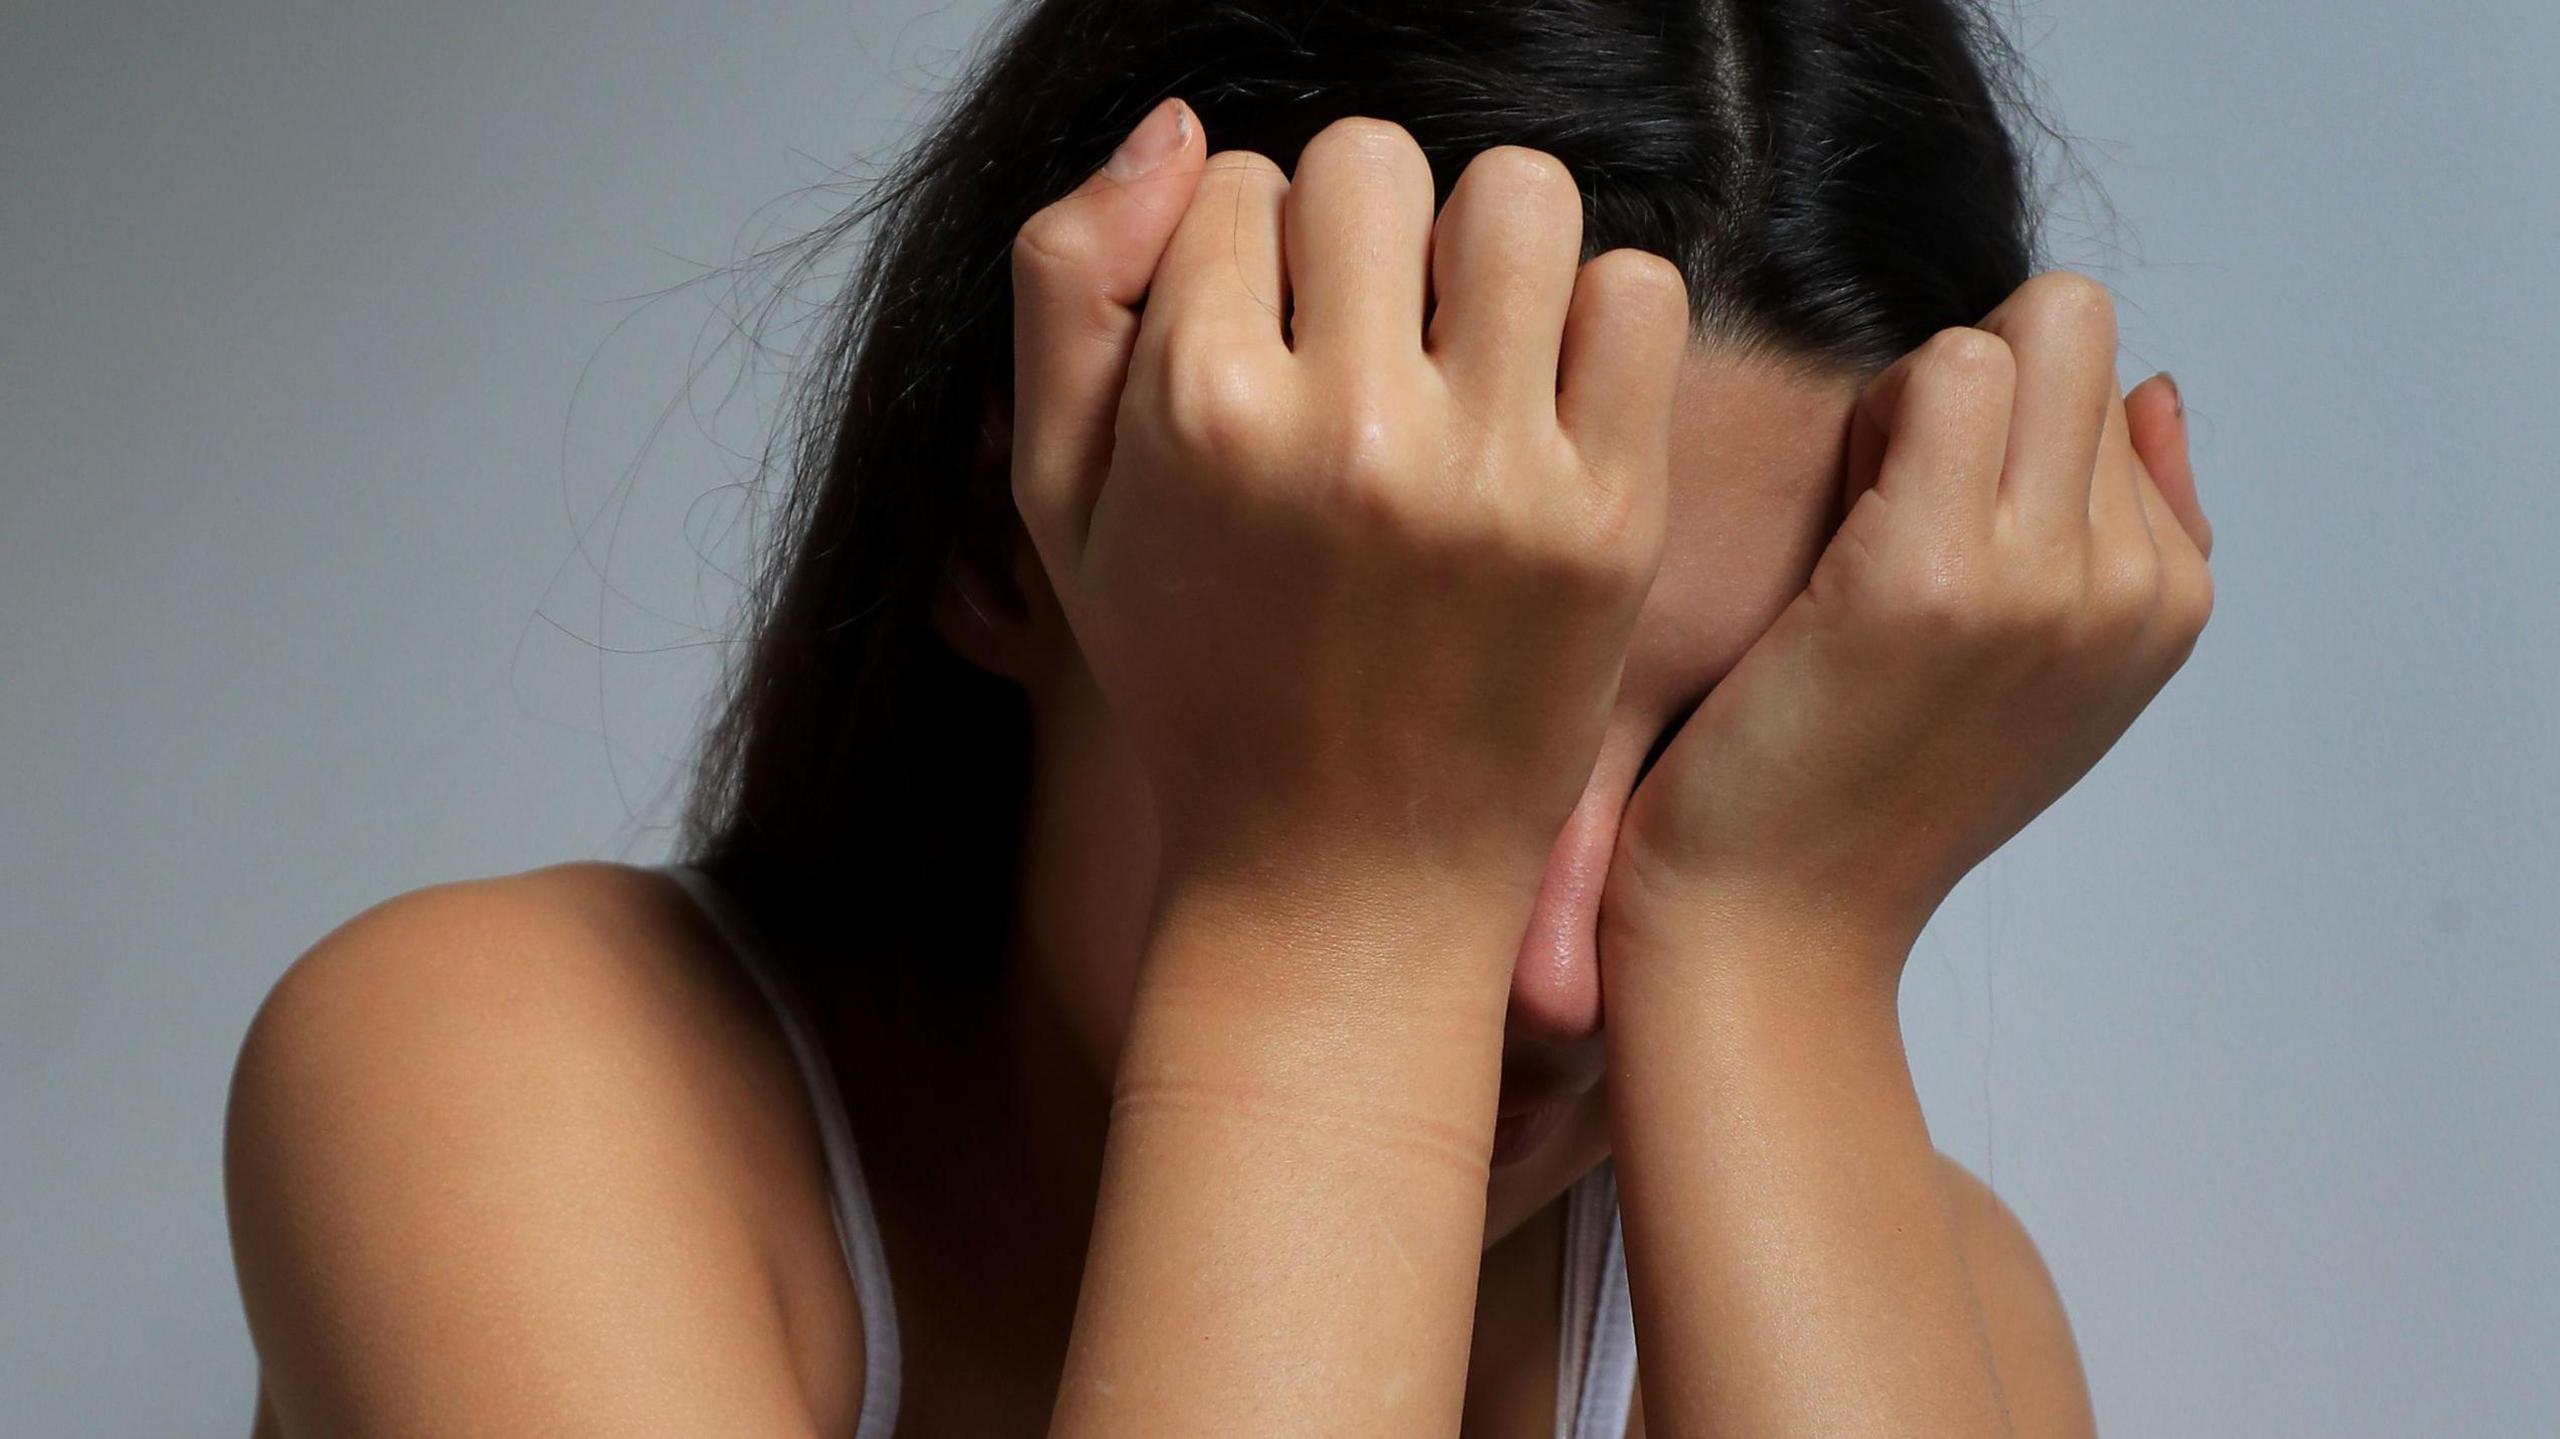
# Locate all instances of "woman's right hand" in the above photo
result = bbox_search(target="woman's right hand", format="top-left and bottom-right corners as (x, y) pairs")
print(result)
(1009, 106), (1693, 923)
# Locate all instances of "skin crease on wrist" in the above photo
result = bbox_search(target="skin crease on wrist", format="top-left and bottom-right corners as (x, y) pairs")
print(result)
(858, 336), (1867, 1430)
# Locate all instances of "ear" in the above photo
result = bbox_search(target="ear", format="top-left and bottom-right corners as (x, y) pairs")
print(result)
(933, 386), (1068, 686)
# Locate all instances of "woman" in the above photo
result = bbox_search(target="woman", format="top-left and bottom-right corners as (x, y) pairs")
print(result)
(224, 0), (2213, 1434)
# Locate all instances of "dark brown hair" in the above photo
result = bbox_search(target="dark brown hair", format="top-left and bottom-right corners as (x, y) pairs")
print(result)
(676, 0), (2058, 995)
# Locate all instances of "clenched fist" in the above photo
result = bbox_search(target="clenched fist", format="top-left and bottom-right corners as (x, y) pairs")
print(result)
(1010, 110), (1694, 925)
(1605, 270), (2217, 970)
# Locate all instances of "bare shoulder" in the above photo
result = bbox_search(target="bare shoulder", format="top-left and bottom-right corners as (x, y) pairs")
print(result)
(224, 861), (863, 1438)
(1931, 1151), (2099, 1438)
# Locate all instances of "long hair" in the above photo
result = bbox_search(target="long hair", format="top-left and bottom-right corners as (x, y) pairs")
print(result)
(677, 0), (2057, 996)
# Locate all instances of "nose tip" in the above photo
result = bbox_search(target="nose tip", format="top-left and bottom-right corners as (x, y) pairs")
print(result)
(1507, 913), (1603, 1048)
(1504, 775), (1621, 1051)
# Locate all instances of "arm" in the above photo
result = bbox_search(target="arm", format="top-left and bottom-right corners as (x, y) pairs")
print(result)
(1047, 872), (1521, 1434)
(1596, 272), (2214, 1438)
(1602, 906), (2044, 1437)
(1007, 108), (1691, 1436)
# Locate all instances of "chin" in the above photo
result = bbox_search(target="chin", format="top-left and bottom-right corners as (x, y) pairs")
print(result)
(1481, 1088), (1613, 1249)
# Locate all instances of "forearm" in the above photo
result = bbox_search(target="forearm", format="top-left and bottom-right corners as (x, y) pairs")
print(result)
(1048, 872), (1522, 1437)
(1602, 898), (2011, 1438)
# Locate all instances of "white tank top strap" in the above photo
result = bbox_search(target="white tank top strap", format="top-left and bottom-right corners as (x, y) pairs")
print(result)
(1558, 1159), (1639, 1439)
(659, 863), (902, 1439)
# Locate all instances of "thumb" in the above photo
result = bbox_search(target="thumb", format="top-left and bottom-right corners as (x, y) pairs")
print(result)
(2125, 370), (2212, 560)
(1009, 95), (1205, 571)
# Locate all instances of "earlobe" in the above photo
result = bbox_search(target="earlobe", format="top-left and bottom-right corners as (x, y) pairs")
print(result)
(933, 510), (1063, 677)
(935, 384), (1074, 684)
(932, 556), (1025, 678)
(933, 520), (1069, 697)
(935, 385), (1033, 676)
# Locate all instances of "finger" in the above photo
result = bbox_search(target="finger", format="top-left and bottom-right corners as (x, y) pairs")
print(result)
(1844, 327), (2013, 549)
(2086, 384), (2178, 668)
(2125, 371), (2213, 561)
(2130, 446), (2187, 568)
(2087, 382), (2152, 555)
(1150, 150), (1292, 350)
(2126, 437), (2215, 656)
(2121, 394), (2207, 585)
(1426, 145), (1584, 427)
(1554, 247), (1691, 501)
(1283, 116), (1436, 369)
(1973, 271), (2116, 547)
(1010, 96), (1206, 565)
(1841, 347), (1919, 512)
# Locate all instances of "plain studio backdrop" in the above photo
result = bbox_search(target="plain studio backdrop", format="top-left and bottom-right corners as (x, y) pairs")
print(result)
(4, 2), (2553, 1433)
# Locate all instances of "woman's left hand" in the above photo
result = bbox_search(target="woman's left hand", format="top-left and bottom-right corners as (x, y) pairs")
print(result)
(1603, 270), (2216, 975)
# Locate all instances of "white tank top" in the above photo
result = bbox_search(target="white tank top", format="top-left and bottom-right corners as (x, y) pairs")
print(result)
(663, 863), (1638, 1439)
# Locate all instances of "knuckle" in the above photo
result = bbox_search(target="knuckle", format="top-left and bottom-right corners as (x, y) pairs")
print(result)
(2087, 543), (2166, 624)
(2009, 573), (2083, 638)
(1567, 510), (1658, 601)
(2016, 270), (2118, 346)
(1328, 455), (1445, 554)
(1010, 206), (1099, 282)
(1463, 144), (1579, 207)
(1199, 150), (1291, 214)
(1923, 326), (2017, 387)
(2168, 554), (2218, 632)
(1573, 469), (1644, 551)
(1304, 114), (1424, 168)
(2026, 526), (2092, 590)
(1589, 247), (1691, 314)
(1310, 391), (1433, 504)
(1323, 394), (1424, 493)
(1533, 538), (1635, 605)
(1555, 451), (1656, 573)
(1203, 147), (1287, 186)
(1158, 340), (1272, 457)
(1940, 559), (2071, 644)
(1894, 555), (1987, 635)
(1492, 491), (1627, 601)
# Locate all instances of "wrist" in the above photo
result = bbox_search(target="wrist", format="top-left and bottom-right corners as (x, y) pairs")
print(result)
(1146, 851), (1537, 999)
(1605, 793), (1960, 958)
(1598, 856), (1919, 1007)
(1119, 871), (1517, 1177)
(1599, 899), (1916, 1109)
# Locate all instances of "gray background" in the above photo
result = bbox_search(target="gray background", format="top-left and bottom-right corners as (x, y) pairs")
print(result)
(5, 1), (2552, 1433)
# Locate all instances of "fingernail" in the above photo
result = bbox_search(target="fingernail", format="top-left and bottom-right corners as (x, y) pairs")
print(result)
(1105, 97), (1187, 179)
(2160, 369), (2185, 420)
